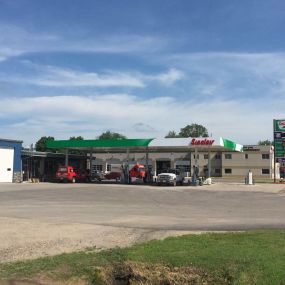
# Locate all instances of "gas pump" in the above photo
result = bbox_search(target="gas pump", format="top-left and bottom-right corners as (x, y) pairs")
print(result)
(191, 165), (200, 186)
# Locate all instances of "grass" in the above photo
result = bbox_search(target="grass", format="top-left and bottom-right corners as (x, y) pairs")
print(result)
(1, 231), (285, 284)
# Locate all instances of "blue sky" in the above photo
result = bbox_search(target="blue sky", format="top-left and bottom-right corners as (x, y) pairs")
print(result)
(0, 0), (285, 146)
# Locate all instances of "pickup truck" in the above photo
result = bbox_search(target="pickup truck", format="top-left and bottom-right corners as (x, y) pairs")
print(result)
(156, 169), (184, 186)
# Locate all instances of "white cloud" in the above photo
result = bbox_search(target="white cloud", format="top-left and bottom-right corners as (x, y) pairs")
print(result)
(0, 23), (167, 61)
(27, 66), (145, 88)
(161, 52), (285, 98)
(1, 63), (184, 88)
(0, 24), (59, 61)
(144, 68), (184, 85)
(0, 94), (282, 146)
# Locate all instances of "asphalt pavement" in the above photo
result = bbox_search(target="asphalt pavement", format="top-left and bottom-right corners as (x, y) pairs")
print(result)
(0, 182), (285, 231)
(1, 182), (285, 262)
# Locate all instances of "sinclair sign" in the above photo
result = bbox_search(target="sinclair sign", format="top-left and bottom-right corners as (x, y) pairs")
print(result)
(275, 120), (285, 132)
(191, 138), (215, 145)
(274, 119), (285, 160)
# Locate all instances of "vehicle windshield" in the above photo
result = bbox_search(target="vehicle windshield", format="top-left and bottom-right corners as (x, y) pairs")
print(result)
(58, 167), (67, 172)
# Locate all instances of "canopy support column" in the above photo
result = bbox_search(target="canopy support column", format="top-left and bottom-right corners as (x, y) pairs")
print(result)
(125, 148), (130, 184)
(145, 147), (149, 183)
(89, 148), (93, 179)
(65, 149), (69, 166)
(207, 148), (211, 178)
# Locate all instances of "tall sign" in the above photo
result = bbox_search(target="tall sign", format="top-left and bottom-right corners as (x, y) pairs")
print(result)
(273, 119), (285, 182)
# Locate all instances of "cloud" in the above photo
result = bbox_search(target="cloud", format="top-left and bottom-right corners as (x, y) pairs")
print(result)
(132, 123), (157, 133)
(144, 68), (184, 85)
(161, 52), (285, 99)
(25, 66), (145, 88)
(0, 24), (59, 61)
(0, 93), (282, 146)
(1, 63), (184, 88)
(0, 23), (167, 61)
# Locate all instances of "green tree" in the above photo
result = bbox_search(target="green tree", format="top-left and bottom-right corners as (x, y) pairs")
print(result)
(258, 139), (272, 146)
(69, 136), (85, 155)
(165, 130), (178, 138)
(35, 136), (55, 152)
(98, 131), (127, 140)
(178, 124), (208, 138)
(69, 136), (84, 141)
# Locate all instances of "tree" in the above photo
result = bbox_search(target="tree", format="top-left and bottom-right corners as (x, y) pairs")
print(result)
(69, 136), (84, 141)
(35, 136), (55, 152)
(165, 130), (178, 138)
(258, 139), (272, 146)
(178, 124), (208, 138)
(69, 136), (84, 155)
(98, 131), (127, 140)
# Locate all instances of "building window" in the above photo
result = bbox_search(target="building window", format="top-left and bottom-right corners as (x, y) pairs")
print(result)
(176, 165), (190, 172)
(225, 168), (232, 174)
(92, 164), (103, 171)
(262, 169), (270, 174)
(193, 154), (199, 159)
(215, 154), (221, 159)
(215, 168), (221, 174)
(262, 154), (270, 159)
(225, 154), (232, 159)
(204, 154), (209, 159)
(107, 164), (111, 171)
(245, 154), (248, 159)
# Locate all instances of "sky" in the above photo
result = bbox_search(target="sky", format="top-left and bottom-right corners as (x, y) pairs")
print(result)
(0, 0), (285, 146)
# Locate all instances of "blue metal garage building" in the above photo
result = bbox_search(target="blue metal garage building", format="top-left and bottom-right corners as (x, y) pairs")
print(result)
(0, 138), (22, 182)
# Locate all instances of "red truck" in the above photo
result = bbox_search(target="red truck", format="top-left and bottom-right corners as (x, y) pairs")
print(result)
(129, 164), (146, 182)
(56, 166), (89, 183)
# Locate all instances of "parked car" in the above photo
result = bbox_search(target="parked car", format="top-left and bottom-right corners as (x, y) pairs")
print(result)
(56, 166), (77, 183)
(156, 169), (184, 186)
(91, 170), (105, 182)
(56, 166), (90, 183)
(104, 171), (121, 181)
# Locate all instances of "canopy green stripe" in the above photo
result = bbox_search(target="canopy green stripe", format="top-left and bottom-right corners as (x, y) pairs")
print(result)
(47, 139), (154, 149)
(220, 137), (243, 152)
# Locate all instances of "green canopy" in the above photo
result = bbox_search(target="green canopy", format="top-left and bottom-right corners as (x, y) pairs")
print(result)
(47, 139), (154, 149)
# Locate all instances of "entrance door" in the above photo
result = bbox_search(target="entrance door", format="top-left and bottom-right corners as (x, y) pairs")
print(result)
(156, 160), (171, 175)
(0, 148), (14, 182)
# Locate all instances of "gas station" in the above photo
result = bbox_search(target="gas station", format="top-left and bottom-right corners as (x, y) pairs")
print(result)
(47, 137), (244, 185)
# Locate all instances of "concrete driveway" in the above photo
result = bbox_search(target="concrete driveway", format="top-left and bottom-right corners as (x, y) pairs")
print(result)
(0, 182), (285, 262)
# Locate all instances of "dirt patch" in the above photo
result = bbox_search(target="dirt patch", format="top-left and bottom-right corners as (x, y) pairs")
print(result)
(100, 261), (224, 285)
(0, 217), (192, 263)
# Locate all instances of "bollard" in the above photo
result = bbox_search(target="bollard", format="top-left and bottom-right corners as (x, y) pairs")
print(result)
(245, 170), (253, 185)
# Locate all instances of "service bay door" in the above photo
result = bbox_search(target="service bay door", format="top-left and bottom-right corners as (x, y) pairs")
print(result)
(0, 148), (14, 182)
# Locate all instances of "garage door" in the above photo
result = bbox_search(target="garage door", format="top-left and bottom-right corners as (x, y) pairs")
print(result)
(0, 148), (14, 182)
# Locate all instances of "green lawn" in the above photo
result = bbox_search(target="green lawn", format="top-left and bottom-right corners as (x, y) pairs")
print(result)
(1, 231), (285, 284)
